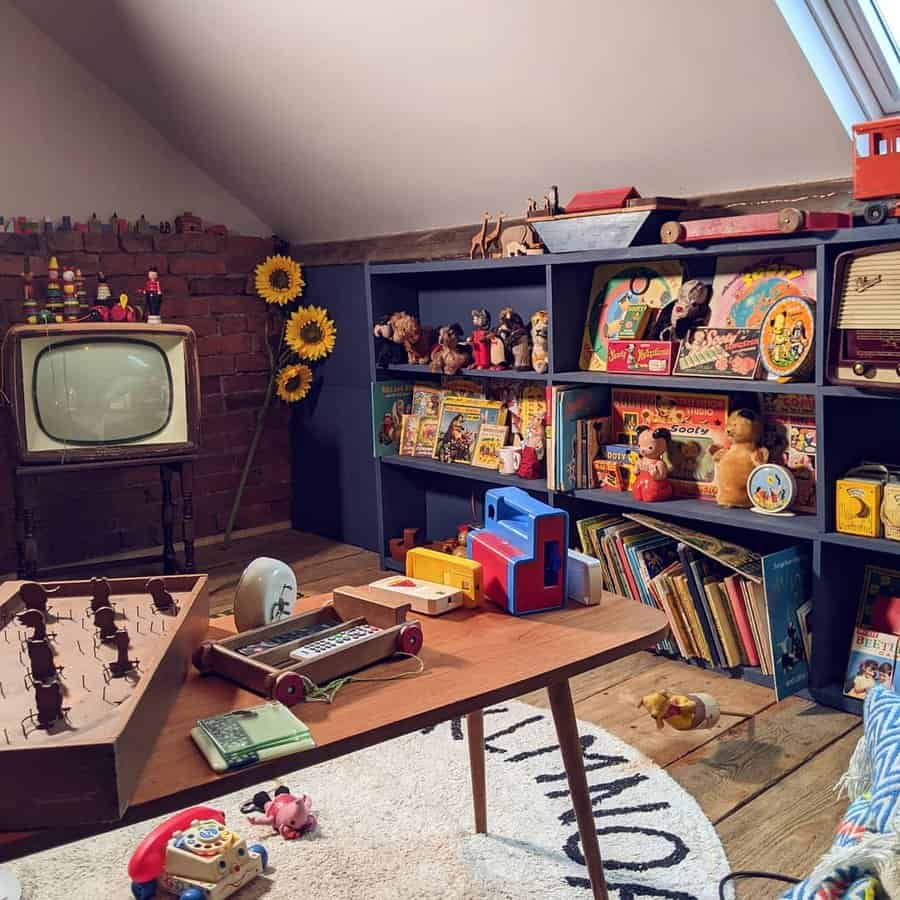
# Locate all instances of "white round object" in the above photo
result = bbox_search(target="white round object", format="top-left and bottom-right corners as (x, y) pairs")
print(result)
(747, 464), (797, 516)
(233, 557), (298, 632)
(0, 869), (21, 900)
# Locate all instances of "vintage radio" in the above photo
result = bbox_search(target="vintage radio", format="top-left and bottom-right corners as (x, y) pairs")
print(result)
(828, 244), (900, 389)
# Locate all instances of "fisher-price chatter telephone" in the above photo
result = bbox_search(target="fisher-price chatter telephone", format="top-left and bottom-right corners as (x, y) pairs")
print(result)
(127, 806), (268, 900)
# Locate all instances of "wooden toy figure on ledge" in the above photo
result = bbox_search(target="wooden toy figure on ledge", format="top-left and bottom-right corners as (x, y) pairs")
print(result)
(140, 267), (164, 324)
(632, 426), (673, 502)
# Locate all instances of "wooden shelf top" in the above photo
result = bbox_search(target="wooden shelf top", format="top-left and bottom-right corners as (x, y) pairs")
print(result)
(381, 454), (547, 493)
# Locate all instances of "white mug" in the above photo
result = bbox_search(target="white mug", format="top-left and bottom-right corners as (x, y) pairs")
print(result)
(497, 446), (521, 475)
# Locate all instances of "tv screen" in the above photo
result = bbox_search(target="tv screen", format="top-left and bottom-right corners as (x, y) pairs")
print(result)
(33, 339), (173, 444)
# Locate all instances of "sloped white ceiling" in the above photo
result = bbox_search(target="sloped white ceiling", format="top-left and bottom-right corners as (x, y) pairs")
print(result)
(18, 0), (851, 243)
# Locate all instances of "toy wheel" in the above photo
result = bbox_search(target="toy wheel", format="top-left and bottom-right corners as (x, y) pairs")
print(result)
(249, 842), (269, 870)
(192, 641), (214, 672)
(178, 890), (205, 900)
(864, 202), (889, 225)
(396, 622), (423, 655)
(660, 221), (685, 244)
(273, 670), (305, 705)
(131, 881), (157, 900)
(778, 207), (804, 233)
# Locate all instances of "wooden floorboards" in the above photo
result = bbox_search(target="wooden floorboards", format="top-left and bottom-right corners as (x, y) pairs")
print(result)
(50, 527), (860, 897)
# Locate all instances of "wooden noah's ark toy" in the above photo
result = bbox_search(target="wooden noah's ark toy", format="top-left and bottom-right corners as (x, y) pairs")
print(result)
(192, 587), (424, 705)
(0, 574), (209, 830)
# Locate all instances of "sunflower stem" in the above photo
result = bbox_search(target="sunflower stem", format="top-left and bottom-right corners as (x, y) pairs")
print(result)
(223, 319), (284, 548)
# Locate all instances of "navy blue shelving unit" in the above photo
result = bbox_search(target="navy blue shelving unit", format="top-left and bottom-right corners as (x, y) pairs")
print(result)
(363, 224), (900, 716)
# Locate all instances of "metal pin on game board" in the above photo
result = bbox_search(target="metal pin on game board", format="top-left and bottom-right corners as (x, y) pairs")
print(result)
(136, 621), (142, 635)
(3, 728), (9, 745)
(76, 639), (84, 655)
(149, 620), (155, 634)
(0, 681), (5, 699)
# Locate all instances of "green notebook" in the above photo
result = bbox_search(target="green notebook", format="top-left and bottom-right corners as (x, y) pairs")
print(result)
(191, 701), (315, 772)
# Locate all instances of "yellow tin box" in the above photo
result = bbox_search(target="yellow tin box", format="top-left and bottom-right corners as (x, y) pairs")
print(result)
(882, 482), (900, 541)
(836, 478), (883, 538)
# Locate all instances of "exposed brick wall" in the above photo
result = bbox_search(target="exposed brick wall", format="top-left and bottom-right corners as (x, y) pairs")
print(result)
(0, 230), (292, 572)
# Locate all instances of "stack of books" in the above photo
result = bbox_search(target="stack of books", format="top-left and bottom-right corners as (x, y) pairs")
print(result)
(576, 512), (810, 694)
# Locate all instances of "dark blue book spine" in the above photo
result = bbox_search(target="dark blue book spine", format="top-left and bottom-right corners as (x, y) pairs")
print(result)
(676, 543), (725, 666)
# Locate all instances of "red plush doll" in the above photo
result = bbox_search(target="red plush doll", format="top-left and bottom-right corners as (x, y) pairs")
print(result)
(632, 426), (673, 503)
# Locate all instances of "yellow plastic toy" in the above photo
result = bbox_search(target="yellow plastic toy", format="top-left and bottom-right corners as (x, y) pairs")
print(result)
(405, 547), (482, 608)
(638, 690), (721, 731)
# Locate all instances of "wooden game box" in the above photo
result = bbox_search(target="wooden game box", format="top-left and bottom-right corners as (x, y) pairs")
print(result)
(0, 574), (208, 830)
(192, 586), (424, 705)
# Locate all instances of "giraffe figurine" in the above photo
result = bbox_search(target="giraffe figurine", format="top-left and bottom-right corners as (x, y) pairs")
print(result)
(484, 213), (505, 258)
(469, 212), (490, 259)
(108, 630), (138, 677)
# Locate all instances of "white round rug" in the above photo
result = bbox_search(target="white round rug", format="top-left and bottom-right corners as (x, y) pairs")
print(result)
(9, 701), (733, 900)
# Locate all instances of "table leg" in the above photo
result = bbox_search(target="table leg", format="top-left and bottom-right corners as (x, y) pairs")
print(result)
(547, 679), (609, 900)
(180, 461), (195, 574)
(14, 475), (25, 579)
(160, 464), (176, 575)
(21, 476), (38, 581)
(466, 710), (487, 834)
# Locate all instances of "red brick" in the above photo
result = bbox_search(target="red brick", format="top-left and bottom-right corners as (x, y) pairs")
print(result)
(226, 252), (268, 274)
(199, 355), (235, 376)
(189, 276), (248, 296)
(57, 252), (100, 275)
(178, 315), (218, 337)
(0, 233), (36, 254)
(235, 502), (278, 530)
(98, 253), (136, 275)
(83, 232), (119, 253)
(198, 333), (252, 356)
(227, 235), (273, 256)
(219, 315), (247, 334)
(200, 375), (222, 395)
(208, 294), (253, 314)
(221, 372), (268, 393)
(202, 394), (226, 416)
(239, 482), (289, 506)
(0, 254), (24, 276)
(46, 231), (84, 252)
(197, 452), (239, 476)
(169, 255), (226, 276)
(0, 276), (21, 300)
(203, 410), (256, 436)
(153, 234), (186, 253)
(235, 352), (269, 372)
(195, 473), (240, 495)
(182, 233), (221, 253)
(224, 391), (267, 411)
(162, 295), (208, 318)
(119, 233), (154, 253)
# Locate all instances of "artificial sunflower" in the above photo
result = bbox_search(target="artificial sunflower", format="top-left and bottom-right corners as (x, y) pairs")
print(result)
(285, 305), (337, 361)
(276, 363), (313, 403)
(254, 254), (305, 306)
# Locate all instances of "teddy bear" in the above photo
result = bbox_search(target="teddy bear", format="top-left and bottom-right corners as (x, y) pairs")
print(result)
(530, 310), (549, 373)
(711, 409), (768, 508)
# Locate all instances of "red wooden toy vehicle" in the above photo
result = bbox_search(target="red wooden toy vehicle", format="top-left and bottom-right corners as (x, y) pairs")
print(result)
(660, 208), (851, 244)
(853, 116), (900, 224)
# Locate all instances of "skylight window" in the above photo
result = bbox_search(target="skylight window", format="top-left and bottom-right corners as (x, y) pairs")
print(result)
(777, 0), (900, 130)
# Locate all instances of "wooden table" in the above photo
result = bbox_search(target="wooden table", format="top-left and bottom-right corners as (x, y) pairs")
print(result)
(0, 592), (667, 899)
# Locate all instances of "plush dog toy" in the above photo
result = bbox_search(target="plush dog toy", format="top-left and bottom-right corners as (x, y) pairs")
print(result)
(243, 786), (317, 841)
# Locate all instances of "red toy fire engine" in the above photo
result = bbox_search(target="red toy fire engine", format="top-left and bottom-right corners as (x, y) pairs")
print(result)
(853, 116), (900, 224)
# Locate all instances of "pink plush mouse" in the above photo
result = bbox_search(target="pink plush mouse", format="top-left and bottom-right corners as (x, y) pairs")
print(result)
(245, 786), (317, 840)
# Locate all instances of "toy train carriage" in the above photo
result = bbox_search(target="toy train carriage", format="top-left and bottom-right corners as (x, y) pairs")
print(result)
(853, 116), (900, 224)
(193, 590), (423, 705)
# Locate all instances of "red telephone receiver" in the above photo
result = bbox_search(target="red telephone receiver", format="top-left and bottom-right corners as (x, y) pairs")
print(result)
(127, 806), (225, 883)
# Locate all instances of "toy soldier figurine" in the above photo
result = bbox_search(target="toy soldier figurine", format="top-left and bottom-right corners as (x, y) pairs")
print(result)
(141, 267), (163, 324)
(96, 271), (112, 308)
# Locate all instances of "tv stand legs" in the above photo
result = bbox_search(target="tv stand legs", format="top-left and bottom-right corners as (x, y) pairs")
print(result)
(548, 679), (610, 900)
(181, 461), (195, 574)
(160, 464), (176, 575)
(14, 474), (38, 580)
(466, 709), (487, 834)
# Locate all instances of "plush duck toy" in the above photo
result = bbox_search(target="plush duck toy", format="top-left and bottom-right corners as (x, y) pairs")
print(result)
(638, 690), (722, 731)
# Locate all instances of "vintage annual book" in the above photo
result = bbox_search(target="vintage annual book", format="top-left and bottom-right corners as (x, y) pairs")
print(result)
(410, 382), (443, 417)
(471, 423), (508, 469)
(672, 327), (760, 379)
(398, 414), (420, 456)
(709, 252), (816, 329)
(432, 398), (502, 465)
(843, 628), (897, 701)
(371, 380), (413, 458)
(611, 388), (728, 499)
(413, 416), (439, 457)
(579, 260), (683, 371)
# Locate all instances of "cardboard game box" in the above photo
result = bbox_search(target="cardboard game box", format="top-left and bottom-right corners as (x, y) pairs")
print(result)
(611, 388), (728, 499)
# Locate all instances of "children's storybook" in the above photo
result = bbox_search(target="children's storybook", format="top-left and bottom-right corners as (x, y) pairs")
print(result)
(709, 253), (816, 329)
(432, 398), (502, 465)
(371, 381), (413, 458)
(619, 513), (810, 699)
(579, 261), (684, 371)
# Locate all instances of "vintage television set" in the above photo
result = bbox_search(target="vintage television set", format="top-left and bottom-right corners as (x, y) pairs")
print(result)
(828, 243), (900, 390)
(2, 323), (200, 464)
